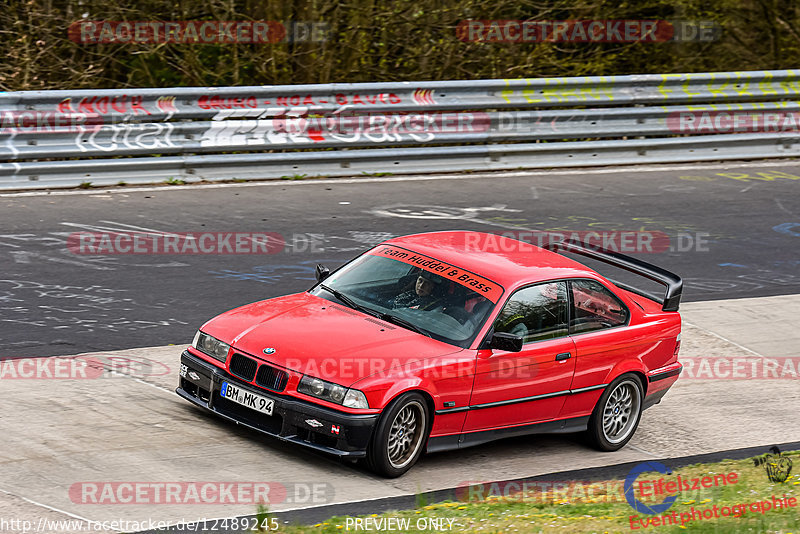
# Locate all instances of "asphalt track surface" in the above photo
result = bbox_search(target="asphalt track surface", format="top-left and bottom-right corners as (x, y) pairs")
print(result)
(1, 160), (799, 358)
(2, 300), (799, 532)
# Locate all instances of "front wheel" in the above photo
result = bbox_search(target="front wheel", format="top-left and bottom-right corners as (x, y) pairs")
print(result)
(587, 374), (643, 451)
(366, 392), (430, 477)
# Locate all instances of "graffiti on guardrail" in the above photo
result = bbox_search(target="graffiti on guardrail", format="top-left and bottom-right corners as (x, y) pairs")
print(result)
(16, 106), (800, 158)
(198, 96), (259, 110)
(57, 94), (152, 115)
(198, 112), (490, 146)
(50, 93), (181, 152)
(52, 90), (409, 121)
(75, 122), (178, 152)
(4, 70), (800, 188)
(499, 71), (800, 105)
(197, 91), (404, 110)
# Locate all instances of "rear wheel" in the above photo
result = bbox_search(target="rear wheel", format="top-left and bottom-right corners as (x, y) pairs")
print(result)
(587, 374), (643, 451)
(366, 392), (430, 477)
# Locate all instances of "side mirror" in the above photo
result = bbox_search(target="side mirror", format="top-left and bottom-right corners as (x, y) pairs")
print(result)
(315, 264), (331, 282)
(490, 332), (523, 352)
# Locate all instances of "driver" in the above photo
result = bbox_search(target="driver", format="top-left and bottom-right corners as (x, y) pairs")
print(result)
(393, 271), (443, 310)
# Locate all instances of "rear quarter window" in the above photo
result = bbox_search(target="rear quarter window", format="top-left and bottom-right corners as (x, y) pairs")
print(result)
(570, 279), (629, 334)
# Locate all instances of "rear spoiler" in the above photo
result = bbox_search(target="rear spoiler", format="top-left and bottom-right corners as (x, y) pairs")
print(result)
(544, 238), (683, 312)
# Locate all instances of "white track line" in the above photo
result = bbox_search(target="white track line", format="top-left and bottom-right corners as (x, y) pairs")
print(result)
(1, 159), (799, 198)
(133, 376), (180, 395)
(627, 444), (660, 458)
(0, 486), (94, 523)
(682, 320), (765, 358)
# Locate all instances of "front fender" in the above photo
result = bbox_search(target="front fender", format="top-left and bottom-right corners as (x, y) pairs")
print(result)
(352, 351), (476, 436)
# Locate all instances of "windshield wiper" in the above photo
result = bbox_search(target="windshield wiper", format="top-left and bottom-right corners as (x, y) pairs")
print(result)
(319, 285), (380, 317)
(377, 312), (432, 338)
(319, 285), (431, 337)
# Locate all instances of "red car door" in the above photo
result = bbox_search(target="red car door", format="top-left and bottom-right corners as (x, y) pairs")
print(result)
(463, 281), (577, 432)
(558, 278), (639, 419)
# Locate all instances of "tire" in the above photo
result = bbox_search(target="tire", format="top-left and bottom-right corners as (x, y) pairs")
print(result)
(586, 374), (643, 451)
(366, 392), (430, 477)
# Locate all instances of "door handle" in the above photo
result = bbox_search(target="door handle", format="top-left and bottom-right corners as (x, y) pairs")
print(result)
(555, 352), (572, 361)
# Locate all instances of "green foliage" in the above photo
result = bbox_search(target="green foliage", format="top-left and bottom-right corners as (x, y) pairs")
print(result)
(255, 502), (272, 532)
(415, 486), (430, 508)
(250, 453), (800, 534)
(2, 0), (799, 90)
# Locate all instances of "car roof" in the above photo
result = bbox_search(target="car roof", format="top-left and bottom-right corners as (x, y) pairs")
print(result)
(383, 231), (599, 288)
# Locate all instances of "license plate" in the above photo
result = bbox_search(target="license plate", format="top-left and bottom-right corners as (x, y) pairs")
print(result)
(220, 381), (274, 416)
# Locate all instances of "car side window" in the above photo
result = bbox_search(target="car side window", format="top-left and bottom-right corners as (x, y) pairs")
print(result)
(570, 279), (629, 334)
(493, 282), (568, 343)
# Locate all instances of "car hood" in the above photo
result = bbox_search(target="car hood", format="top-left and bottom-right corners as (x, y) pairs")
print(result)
(201, 292), (462, 387)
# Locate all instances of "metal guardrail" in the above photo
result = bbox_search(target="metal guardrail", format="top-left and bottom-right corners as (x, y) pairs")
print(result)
(2, 69), (800, 189)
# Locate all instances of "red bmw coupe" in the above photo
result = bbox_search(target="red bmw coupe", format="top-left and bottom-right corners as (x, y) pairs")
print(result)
(177, 231), (682, 477)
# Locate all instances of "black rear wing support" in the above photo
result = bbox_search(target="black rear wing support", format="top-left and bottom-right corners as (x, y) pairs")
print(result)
(544, 238), (683, 312)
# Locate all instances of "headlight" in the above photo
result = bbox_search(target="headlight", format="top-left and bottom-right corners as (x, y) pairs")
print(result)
(192, 331), (230, 363)
(298, 375), (368, 409)
(343, 389), (369, 409)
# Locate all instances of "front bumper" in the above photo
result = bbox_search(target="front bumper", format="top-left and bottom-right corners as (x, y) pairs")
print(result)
(176, 351), (378, 458)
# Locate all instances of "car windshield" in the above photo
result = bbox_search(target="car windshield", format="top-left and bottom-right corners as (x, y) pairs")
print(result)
(309, 245), (503, 347)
